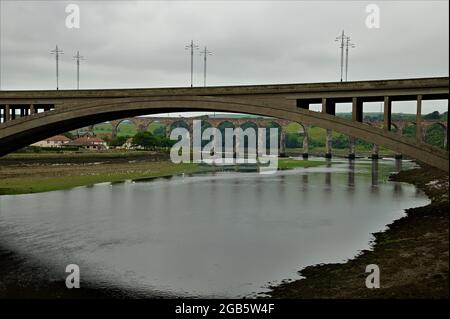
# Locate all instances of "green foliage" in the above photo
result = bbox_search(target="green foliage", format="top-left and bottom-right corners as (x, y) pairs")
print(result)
(332, 134), (349, 148)
(132, 131), (174, 149)
(402, 125), (416, 138)
(425, 124), (446, 148)
(285, 133), (303, 148)
(108, 135), (129, 147)
(153, 125), (166, 137)
(62, 132), (74, 139)
(423, 111), (441, 120)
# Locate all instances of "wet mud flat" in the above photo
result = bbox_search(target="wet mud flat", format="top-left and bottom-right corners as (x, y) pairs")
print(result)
(267, 165), (449, 298)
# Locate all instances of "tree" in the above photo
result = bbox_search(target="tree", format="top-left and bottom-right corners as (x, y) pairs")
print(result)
(423, 111), (440, 120)
(108, 135), (128, 147)
(153, 126), (166, 137)
(285, 133), (302, 148)
(132, 131), (174, 150)
(62, 132), (74, 139)
(132, 131), (158, 150)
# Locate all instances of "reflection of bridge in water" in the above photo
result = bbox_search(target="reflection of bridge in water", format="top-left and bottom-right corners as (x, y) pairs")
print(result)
(0, 77), (448, 171)
(101, 115), (448, 159)
(326, 159), (403, 192)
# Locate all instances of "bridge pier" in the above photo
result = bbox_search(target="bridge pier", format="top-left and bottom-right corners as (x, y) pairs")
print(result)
(4, 105), (10, 122)
(383, 96), (392, 131)
(416, 95), (423, 143)
(279, 131), (286, 157)
(325, 129), (333, 158)
(352, 97), (363, 122)
(302, 126), (309, 159)
(371, 144), (380, 159)
(323, 98), (336, 116)
(349, 96), (363, 159)
(322, 98), (335, 159)
(348, 137), (356, 159)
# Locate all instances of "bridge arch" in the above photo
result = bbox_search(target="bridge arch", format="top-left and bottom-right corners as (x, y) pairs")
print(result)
(0, 96), (448, 171)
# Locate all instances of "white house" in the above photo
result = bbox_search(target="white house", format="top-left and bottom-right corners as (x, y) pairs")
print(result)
(31, 135), (72, 148)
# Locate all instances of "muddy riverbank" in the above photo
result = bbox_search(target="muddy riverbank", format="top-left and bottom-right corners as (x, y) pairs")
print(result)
(267, 165), (449, 298)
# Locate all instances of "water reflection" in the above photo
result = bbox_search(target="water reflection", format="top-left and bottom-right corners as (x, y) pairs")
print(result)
(0, 160), (427, 298)
(371, 159), (379, 193)
(324, 159), (332, 193)
(347, 160), (355, 191)
(395, 158), (403, 172)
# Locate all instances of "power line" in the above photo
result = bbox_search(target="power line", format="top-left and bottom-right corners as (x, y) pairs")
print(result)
(344, 36), (356, 81)
(73, 51), (85, 90)
(50, 45), (64, 90)
(185, 40), (199, 87)
(335, 30), (345, 82)
(200, 46), (213, 87)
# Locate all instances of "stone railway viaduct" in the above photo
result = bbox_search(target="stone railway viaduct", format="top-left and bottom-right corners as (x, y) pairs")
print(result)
(102, 115), (447, 158)
(0, 77), (448, 172)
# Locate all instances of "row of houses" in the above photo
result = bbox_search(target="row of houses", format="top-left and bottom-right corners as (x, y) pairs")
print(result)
(31, 134), (109, 150)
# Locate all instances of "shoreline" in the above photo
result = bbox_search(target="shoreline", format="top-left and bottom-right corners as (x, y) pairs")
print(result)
(267, 164), (449, 298)
(0, 153), (324, 195)
(1, 157), (447, 298)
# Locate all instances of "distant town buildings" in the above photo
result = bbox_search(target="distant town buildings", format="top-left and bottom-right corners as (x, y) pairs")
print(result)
(31, 135), (72, 148)
(68, 135), (108, 150)
(31, 134), (108, 150)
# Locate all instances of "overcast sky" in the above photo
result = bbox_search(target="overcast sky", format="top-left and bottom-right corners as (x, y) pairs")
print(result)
(0, 0), (448, 114)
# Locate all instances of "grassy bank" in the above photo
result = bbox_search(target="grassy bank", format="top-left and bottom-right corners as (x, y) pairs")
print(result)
(267, 165), (449, 298)
(0, 153), (324, 195)
(277, 158), (327, 170)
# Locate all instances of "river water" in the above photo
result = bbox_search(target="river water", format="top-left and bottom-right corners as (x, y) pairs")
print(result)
(0, 159), (429, 298)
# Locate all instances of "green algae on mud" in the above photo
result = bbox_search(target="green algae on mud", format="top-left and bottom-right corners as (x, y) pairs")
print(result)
(0, 154), (324, 195)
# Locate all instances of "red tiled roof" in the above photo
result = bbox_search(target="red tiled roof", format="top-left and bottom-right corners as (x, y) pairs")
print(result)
(46, 135), (72, 142)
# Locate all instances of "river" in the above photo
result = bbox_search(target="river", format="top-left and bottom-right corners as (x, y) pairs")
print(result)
(0, 158), (429, 298)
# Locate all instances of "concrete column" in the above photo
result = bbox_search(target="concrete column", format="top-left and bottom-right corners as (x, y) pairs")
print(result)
(322, 98), (336, 116)
(348, 137), (356, 159)
(302, 126), (309, 159)
(31, 104), (37, 115)
(383, 96), (392, 131)
(111, 125), (118, 138)
(189, 125), (195, 156)
(416, 95), (423, 143)
(394, 124), (403, 159)
(352, 97), (363, 122)
(279, 131), (286, 157)
(4, 105), (10, 122)
(372, 144), (379, 159)
(325, 129), (332, 158)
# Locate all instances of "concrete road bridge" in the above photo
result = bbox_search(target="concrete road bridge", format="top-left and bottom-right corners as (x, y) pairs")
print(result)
(0, 77), (448, 172)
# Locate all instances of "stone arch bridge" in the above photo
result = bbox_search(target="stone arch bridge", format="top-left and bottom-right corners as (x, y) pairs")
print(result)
(0, 77), (448, 172)
(104, 115), (448, 157)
